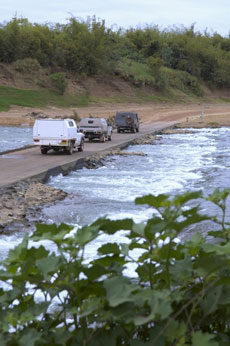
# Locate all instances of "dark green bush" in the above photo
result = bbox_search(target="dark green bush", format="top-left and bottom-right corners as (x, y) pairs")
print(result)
(155, 66), (203, 95)
(1, 189), (230, 345)
(49, 72), (68, 95)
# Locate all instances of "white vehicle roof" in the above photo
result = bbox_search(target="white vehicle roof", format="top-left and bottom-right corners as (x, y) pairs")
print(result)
(33, 118), (77, 138)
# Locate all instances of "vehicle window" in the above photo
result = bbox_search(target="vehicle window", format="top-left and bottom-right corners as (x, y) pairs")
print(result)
(68, 121), (74, 127)
(88, 120), (94, 124)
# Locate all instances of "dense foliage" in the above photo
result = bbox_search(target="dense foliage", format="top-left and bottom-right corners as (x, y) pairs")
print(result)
(1, 189), (230, 344)
(1, 17), (230, 93)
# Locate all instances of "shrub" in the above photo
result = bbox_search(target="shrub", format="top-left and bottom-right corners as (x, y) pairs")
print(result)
(147, 56), (164, 74)
(49, 72), (68, 95)
(155, 68), (169, 91)
(72, 110), (81, 122)
(1, 189), (230, 344)
(13, 58), (41, 73)
(36, 77), (47, 88)
(156, 66), (203, 95)
(115, 58), (155, 86)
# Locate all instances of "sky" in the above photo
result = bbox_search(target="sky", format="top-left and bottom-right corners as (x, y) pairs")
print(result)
(1, 0), (230, 37)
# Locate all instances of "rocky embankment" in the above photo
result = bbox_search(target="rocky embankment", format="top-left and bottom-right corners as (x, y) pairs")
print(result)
(0, 180), (67, 232)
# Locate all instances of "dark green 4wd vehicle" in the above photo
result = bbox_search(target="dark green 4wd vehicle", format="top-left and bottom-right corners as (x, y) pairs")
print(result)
(115, 112), (140, 133)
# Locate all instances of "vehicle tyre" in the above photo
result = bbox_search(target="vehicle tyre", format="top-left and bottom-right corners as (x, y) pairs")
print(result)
(100, 134), (105, 142)
(41, 147), (48, 155)
(117, 128), (120, 133)
(131, 127), (135, 133)
(66, 146), (73, 155)
(78, 139), (84, 152)
(136, 127), (139, 132)
(108, 135), (112, 141)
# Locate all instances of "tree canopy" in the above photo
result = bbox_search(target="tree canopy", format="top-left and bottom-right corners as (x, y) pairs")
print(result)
(1, 17), (230, 91)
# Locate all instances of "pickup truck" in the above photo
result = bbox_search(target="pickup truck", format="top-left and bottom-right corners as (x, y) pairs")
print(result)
(33, 118), (85, 155)
(78, 117), (112, 142)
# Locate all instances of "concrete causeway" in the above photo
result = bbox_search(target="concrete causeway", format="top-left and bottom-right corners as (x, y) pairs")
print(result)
(0, 121), (176, 188)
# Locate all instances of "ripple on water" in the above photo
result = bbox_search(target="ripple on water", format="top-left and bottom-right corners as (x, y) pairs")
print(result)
(0, 126), (33, 152)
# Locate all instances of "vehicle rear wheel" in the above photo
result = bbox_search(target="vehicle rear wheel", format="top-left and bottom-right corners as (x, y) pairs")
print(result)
(66, 146), (73, 155)
(136, 127), (139, 132)
(108, 135), (112, 141)
(131, 127), (135, 133)
(41, 148), (48, 155)
(100, 134), (105, 142)
(78, 139), (84, 152)
(117, 129), (120, 133)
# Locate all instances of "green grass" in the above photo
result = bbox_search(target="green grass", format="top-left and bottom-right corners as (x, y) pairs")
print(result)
(0, 84), (184, 111)
(1, 82), (229, 113)
(0, 85), (91, 111)
(91, 88), (208, 105)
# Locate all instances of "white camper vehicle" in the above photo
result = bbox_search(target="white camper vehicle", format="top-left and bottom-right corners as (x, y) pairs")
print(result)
(78, 117), (112, 142)
(33, 118), (84, 155)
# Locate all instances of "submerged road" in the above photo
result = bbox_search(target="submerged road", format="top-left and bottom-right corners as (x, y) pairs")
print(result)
(0, 121), (176, 188)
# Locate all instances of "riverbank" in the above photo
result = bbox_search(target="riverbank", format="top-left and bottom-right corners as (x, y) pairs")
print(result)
(0, 179), (67, 232)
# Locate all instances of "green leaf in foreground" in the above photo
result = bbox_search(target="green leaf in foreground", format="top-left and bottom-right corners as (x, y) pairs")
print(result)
(192, 331), (218, 346)
(0, 189), (230, 343)
(104, 276), (138, 307)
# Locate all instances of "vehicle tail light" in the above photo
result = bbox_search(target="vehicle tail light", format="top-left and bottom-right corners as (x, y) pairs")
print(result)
(34, 139), (39, 142)
(61, 140), (67, 144)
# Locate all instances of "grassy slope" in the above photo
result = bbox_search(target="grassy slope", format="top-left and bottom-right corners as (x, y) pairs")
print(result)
(0, 77), (230, 112)
(0, 85), (91, 111)
(0, 84), (173, 111)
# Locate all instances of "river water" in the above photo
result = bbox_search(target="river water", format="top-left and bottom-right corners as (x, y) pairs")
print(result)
(1, 126), (230, 262)
(0, 126), (33, 152)
(44, 127), (230, 226)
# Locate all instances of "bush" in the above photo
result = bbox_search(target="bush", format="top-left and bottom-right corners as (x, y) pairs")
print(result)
(49, 72), (68, 95)
(115, 58), (155, 86)
(72, 110), (81, 122)
(1, 189), (230, 344)
(36, 77), (47, 88)
(13, 58), (41, 73)
(155, 68), (169, 91)
(155, 66), (203, 95)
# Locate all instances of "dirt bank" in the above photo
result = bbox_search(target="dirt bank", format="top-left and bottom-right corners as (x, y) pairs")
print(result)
(1, 102), (230, 127)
